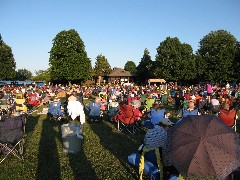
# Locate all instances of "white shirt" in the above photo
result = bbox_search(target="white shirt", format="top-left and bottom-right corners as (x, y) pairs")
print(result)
(211, 99), (219, 106)
(67, 100), (85, 124)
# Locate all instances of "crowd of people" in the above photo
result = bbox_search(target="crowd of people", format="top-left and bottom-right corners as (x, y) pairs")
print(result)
(0, 81), (239, 178)
(0, 81), (239, 119)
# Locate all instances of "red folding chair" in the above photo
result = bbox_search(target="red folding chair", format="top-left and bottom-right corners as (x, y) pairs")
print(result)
(218, 109), (238, 131)
(28, 93), (39, 107)
(114, 104), (139, 134)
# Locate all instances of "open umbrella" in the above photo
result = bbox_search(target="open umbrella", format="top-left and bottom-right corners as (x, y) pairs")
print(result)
(167, 115), (240, 180)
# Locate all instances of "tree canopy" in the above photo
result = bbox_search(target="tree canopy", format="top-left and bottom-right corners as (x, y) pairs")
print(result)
(0, 34), (16, 80)
(155, 37), (196, 82)
(92, 54), (112, 77)
(124, 61), (136, 73)
(197, 30), (238, 82)
(136, 48), (154, 83)
(49, 29), (92, 83)
(15, 68), (32, 81)
(32, 69), (51, 82)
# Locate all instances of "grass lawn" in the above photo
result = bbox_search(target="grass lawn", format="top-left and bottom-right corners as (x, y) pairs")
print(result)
(1, 101), (240, 180)
(0, 102), (147, 180)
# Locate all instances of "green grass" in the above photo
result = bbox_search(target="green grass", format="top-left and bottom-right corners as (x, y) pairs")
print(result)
(1, 101), (240, 180)
(0, 104), (147, 180)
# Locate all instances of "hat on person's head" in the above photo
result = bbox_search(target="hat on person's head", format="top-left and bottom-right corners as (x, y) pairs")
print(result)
(160, 118), (174, 126)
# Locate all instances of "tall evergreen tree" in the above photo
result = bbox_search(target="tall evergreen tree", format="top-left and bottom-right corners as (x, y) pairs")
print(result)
(197, 30), (238, 82)
(49, 29), (92, 83)
(0, 34), (16, 80)
(92, 54), (112, 77)
(136, 48), (154, 84)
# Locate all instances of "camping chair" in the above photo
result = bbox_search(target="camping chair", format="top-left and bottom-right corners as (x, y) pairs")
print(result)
(15, 99), (28, 113)
(198, 98), (208, 114)
(182, 108), (198, 118)
(0, 114), (26, 164)
(114, 104), (139, 134)
(140, 94), (147, 104)
(145, 98), (156, 112)
(182, 100), (189, 110)
(108, 101), (119, 122)
(161, 94), (168, 105)
(48, 101), (64, 121)
(15, 93), (23, 99)
(28, 93), (39, 107)
(218, 109), (238, 131)
(139, 146), (163, 180)
(0, 99), (9, 116)
(85, 101), (103, 122)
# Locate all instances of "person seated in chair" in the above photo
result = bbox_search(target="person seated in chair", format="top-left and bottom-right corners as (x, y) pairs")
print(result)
(48, 97), (64, 121)
(218, 103), (238, 128)
(143, 102), (167, 129)
(197, 93), (208, 114)
(86, 97), (104, 122)
(108, 98), (119, 122)
(178, 101), (199, 118)
(67, 95), (85, 124)
(140, 118), (179, 179)
(210, 95), (220, 114)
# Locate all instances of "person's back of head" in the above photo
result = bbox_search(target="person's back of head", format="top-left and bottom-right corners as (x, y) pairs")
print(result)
(222, 103), (230, 111)
(188, 101), (195, 110)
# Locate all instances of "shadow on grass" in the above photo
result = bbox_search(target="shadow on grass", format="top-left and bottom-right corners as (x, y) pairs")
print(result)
(35, 116), (61, 180)
(89, 117), (144, 179)
(58, 118), (98, 180)
(25, 114), (40, 134)
(68, 149), (98, 180)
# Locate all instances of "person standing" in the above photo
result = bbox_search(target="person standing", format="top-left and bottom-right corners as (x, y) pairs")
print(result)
(206, 82), (213, 103)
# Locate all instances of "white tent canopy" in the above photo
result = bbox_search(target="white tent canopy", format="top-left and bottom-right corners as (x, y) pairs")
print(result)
(148, 79), (166, 85)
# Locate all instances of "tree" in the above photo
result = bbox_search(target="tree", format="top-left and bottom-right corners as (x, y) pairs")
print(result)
(197, 30), (238, 82)
(136, 48), (154, 83)
(92, 54), (112, 77)
(155, 37), (196, 82)
(233, 42), (240, 81)
(0, 34), (16, 80)
(32, 69), (51, 82)
(49, 29), (92, 83)
(124, 61), (136, 73)
(15, 68), (32, 80)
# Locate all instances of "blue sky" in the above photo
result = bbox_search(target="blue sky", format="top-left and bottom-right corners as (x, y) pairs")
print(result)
(1, 0), (239, 75)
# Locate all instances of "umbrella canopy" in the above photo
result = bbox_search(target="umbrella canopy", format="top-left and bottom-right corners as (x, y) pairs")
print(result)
(167, 115), (240, 180)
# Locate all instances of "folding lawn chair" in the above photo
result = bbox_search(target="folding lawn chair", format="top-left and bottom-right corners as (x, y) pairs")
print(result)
(15, 98), (28, 113)
(28, 93), (39, 107)
(15, 93), (23, 99)
(218, 109), (238, 131)
(0, 99), (10, 116)
(0, 114), (26, 163)
(48, 101), (64, 121)
(114, 104), (140, 134)
(85, 101), (103, 123)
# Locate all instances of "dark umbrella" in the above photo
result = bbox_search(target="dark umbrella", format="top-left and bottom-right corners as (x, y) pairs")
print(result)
(167, 115), (240, 180)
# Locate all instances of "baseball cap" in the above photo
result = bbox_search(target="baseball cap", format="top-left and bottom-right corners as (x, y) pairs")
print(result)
(160, 118), (174, 126)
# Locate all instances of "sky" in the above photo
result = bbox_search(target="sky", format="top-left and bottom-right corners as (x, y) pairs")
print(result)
(0, 0), (240, 75)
